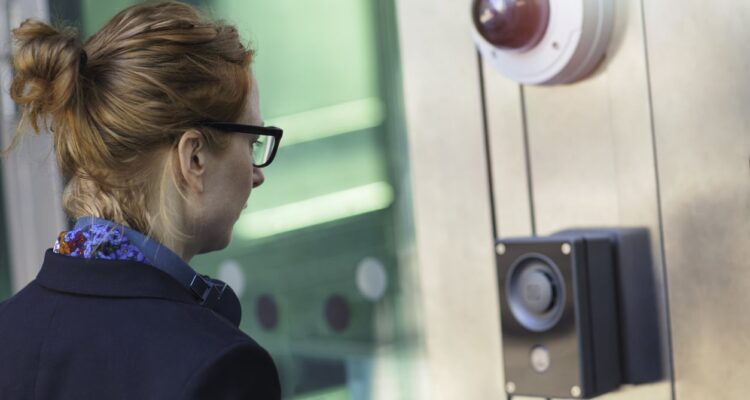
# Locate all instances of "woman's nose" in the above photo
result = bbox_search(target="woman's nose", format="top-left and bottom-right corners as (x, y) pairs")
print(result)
(252, 168), (265, 188)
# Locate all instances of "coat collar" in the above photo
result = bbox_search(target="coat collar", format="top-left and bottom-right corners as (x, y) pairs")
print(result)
(35, 249), (242, 327)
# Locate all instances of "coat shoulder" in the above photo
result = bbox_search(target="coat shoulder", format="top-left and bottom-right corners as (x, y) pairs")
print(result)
(0, 282), (280, 399)
(181, 341), (282, 400)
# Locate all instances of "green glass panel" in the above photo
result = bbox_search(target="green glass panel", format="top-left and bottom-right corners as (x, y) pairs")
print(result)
(77, 0), (414, 397)
(208, 0), (379, 117)
(80, 0), (140, 35)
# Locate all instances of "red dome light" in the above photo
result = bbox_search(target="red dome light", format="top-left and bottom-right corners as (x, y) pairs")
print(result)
(472, 0), (551, 51)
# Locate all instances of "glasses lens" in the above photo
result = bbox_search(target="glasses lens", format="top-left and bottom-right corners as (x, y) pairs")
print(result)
(253, 136), (276, 166)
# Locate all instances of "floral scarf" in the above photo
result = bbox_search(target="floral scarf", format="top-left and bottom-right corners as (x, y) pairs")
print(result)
(53, 223), (150, 264)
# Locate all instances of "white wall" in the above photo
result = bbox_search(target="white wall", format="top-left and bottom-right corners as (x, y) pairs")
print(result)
(394, 1), (504, 399)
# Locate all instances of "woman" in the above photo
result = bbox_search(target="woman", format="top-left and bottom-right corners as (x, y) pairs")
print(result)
(0, 1), (282, 399)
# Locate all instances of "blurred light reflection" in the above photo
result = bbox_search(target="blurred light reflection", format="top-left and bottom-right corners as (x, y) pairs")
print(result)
(236, 181), (395, 239)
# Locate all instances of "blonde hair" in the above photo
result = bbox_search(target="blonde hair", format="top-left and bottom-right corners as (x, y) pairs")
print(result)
(5, 1), (253, 244)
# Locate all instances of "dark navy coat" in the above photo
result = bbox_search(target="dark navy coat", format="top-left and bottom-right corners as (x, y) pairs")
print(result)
(0, 250), (281, 399)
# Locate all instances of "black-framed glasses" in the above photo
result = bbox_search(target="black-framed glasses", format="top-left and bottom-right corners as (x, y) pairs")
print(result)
(200, 121), (283, 168)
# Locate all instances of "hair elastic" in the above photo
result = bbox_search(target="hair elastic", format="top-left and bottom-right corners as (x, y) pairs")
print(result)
(79, 49), (88, 70)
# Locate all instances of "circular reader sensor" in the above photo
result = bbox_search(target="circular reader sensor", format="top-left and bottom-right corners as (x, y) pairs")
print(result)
(506, 255), (565, 331)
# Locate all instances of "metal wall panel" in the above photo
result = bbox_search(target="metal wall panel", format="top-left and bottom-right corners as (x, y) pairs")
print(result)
(642, 1), (750, 399)
(395, 2), (504, 399)
(377, 0), (750, 398)
(484, 0), (674, 398)
(483, 65), (532, 238)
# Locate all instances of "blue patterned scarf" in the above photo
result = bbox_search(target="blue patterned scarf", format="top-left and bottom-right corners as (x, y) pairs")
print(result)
(54, 223), (150, 263)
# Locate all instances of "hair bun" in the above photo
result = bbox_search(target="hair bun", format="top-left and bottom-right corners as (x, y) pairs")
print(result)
(10, 19), (84, 132)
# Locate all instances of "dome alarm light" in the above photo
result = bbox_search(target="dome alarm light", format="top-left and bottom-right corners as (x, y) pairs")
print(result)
(472, 0), (615, 85)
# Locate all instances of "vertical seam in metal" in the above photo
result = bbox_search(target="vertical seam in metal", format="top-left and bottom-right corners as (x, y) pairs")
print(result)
(519, 85), (537, 236)
(639, 1), (677, 398)
(477, 51), (499, 240)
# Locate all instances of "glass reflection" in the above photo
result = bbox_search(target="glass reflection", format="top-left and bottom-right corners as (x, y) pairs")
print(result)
(77, 0), (415, 398)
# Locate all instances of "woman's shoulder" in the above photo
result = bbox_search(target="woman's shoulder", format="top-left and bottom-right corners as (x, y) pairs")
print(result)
(130, 300), (281, 399)
(0, 279), (280, 399)
(180, 340), (281, 399)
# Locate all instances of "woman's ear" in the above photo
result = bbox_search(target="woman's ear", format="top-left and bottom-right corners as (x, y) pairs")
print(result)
(176, 129), (207, 193)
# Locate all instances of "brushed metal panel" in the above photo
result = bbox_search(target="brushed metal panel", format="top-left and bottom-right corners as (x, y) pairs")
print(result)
(395, 1), (504, 399)
(509, 0), (673, 398)
(642, 1), (750, 399)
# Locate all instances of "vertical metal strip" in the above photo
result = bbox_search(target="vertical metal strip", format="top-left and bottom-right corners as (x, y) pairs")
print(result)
(519, 86), (537, 237)
(0, 0), (15, 292)
(0, 0), (15, 301)
(477, 51), (499, 240)
(638, 0), (676, 398)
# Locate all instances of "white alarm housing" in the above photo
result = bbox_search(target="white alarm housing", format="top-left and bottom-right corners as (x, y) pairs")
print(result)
(472, 0), (615, 85)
